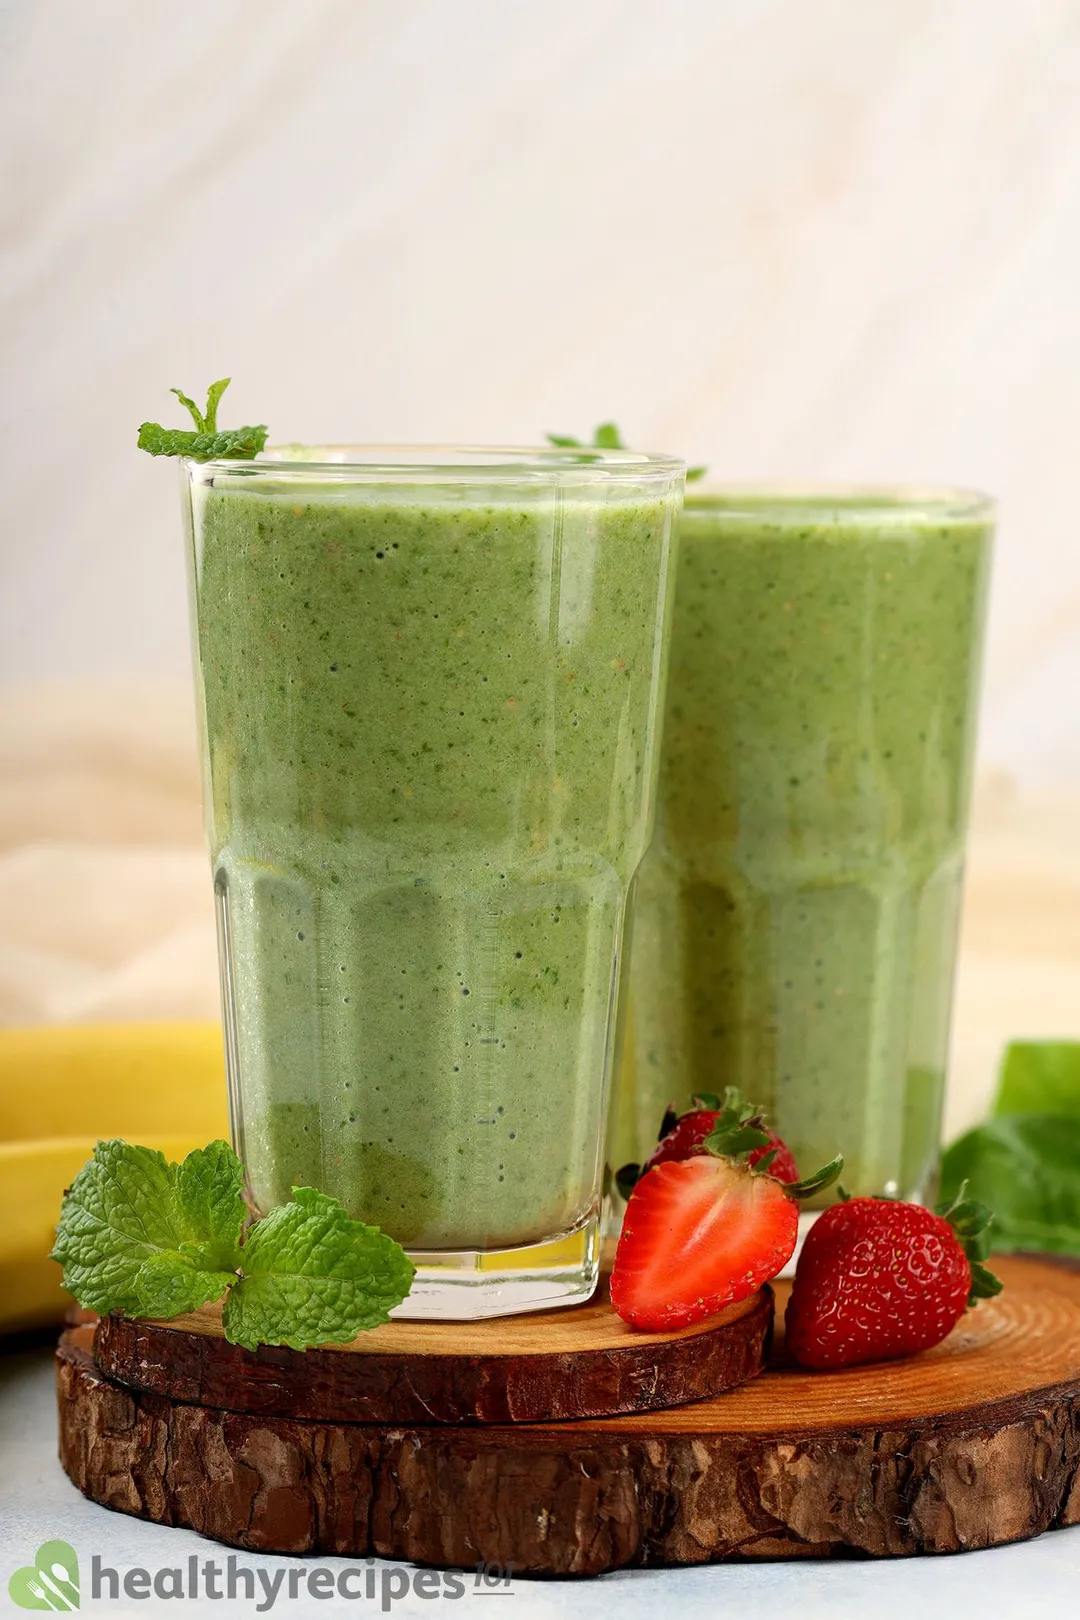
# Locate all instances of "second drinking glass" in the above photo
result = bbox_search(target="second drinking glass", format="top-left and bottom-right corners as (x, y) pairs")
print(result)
(184, 446), (683, 1317)
(611, 487), (994, 1210)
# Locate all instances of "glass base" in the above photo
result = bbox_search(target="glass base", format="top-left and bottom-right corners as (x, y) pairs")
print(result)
(391, 1214), (601, 1320)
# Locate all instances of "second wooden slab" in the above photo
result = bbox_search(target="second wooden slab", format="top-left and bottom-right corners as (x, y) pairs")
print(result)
(60, 1256), (1080, 1573)
(93, 1282), (772, 1423)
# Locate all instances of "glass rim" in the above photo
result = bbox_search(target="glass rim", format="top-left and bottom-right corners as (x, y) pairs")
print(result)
(188, 443), (686, 484)
(683, 483), (995, 523)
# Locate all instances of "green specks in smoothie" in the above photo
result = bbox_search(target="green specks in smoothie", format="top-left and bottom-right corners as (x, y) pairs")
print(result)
(617, 495), (992, 1197)
(341, 1141), (443, 1245)
(199, 485), (677, 1247)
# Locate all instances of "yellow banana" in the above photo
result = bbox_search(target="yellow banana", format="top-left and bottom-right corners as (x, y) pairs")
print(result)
(0, 1021), (228, 1141)
(0, 1023), (230, 1332)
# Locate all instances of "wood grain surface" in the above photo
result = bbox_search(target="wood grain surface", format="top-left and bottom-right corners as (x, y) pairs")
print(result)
(92, 1283), (773, 1425)
(57, 1255), (1080, 1574)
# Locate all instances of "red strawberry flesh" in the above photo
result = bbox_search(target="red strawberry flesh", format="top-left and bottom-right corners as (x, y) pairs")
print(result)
(610, 1156), (799, 1331)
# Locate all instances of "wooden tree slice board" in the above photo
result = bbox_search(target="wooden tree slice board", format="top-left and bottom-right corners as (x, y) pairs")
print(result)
(57, 1256), (1080, 1576)
(93, 1282), (773, 1424)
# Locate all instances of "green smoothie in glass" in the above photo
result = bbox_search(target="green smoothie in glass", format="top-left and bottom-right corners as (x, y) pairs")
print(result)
(184, 447), (682, 1316)
(611, 489), (993, 1206)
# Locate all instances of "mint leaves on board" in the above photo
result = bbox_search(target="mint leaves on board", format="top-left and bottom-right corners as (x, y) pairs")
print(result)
(50, 1139), (237, 1319)
(51, 1138), (415, 1349)
(137, 377), (268, 461)
(547, 424), (706, 481)
(940, 1041), (1080, 1257)
(218, 1186), (416, 1351)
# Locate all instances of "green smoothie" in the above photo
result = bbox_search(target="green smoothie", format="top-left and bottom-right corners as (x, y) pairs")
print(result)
(612, 490), (993, 1203)
(187, 453), (680, 1254)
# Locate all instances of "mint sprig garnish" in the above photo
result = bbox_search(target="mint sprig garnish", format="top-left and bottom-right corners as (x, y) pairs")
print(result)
(548, 422), (624, 451)
(219, 1187), (416, 1351)
(547, 423), (706, 481)
(137, 422), (268, 460)
(51, 1138), (415, 1348)
(137, 377), (268, 462)
(49, 1140), (238, 1318)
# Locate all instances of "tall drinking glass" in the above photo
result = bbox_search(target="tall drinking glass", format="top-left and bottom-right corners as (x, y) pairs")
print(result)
(184, 446), (682, 1317)
(611, 488), (993, 1209)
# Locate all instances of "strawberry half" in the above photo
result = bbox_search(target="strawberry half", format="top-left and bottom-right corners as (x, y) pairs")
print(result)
(785, 1182), (1003, 1370)
(610, 1102), (841, 1332)
(645, 1088), (799, 1183)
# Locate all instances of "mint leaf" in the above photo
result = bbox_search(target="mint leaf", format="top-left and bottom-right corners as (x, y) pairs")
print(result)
(174, 1140), (246, 1269)
(547, 424), (625, 452)
(171, 386), (207, 430)
(202, 377), (232, 432)
(941, 1114), (1080, 1255)
(132, 1252), (236, 1319)
(51, 1138), (242, 1319)
(51, 1140), (190, 1314)
(994, 1042), (1080, 1118)
(53, 1138), (416, 1345)
(137, 422), (268, 461)
(547, 423), (707, 480)
(171, 376), (231, 433)
(223, 1187), (415, 1350)
(138, 378), (267, 461)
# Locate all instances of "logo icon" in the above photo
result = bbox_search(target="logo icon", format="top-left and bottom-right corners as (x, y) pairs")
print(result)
(8, 1541), (80, 1610)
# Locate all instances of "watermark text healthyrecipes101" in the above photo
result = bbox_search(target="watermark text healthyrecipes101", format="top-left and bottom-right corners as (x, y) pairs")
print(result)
(8, 1543), (516, 1612)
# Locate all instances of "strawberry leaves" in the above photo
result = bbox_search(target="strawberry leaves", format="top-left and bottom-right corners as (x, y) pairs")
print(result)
(700, 1086), (781, 1165)
(614, 1163), (642, 1201)
(783, 1156), (845, 1200)
(936, 1180), (1004, 1304)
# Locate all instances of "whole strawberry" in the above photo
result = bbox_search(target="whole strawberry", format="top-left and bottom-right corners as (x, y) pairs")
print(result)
(785, 1183), (1003, 1370)
(613, 1086), (799, 1204)
(645, 1088), (799, 1183)
(610, 1090), (841, 1331)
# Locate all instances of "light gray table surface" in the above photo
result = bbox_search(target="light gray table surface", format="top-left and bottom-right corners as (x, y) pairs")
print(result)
(2, 1343), (1077, 1620)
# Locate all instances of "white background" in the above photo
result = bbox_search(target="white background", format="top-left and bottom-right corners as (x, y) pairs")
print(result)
(1, 24), (1080, 1609)
(1, 0), (1079, 785)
